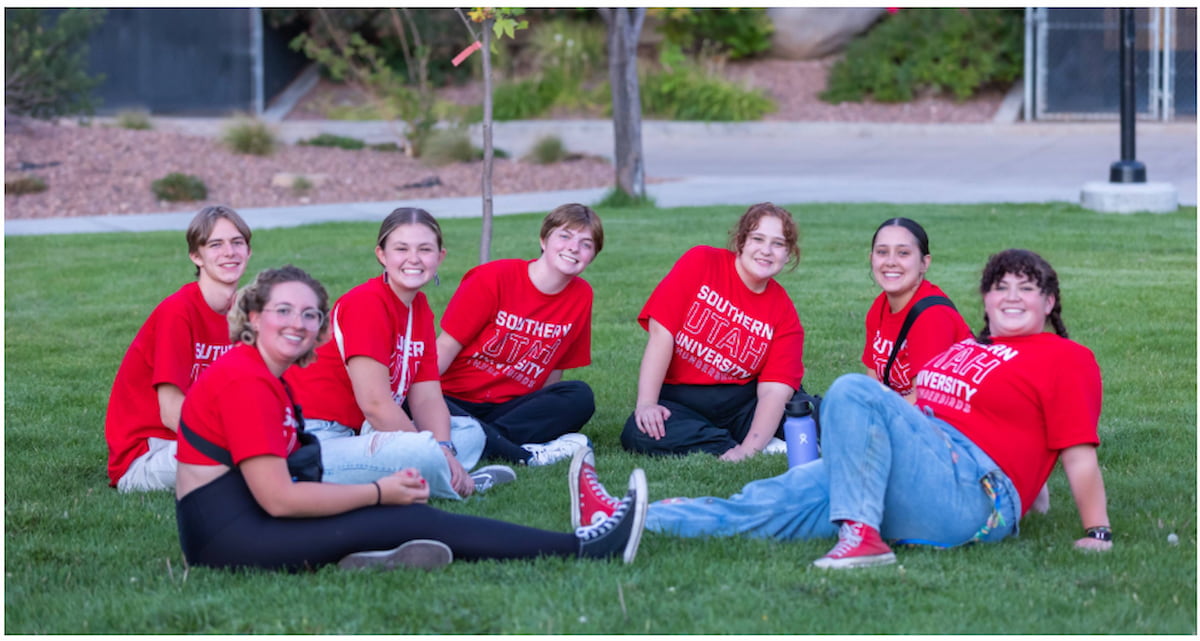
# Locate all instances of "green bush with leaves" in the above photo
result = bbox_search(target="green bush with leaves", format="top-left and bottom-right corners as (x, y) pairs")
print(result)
(4, 8), (107, 120)
(821, 8), (1023, 104)
(421, 129), (478, 166)
(638, 45), (775, 122)
(5, 174), (48, 196)
(222, 117), (277, 156)
(115, 109), (152, 130)
(299, 133), (366, 150)
(525, 135), (567, 164)
(651, 8), (773, 60)
(492, 73), (565, 121)
(151, 173), (207, 202)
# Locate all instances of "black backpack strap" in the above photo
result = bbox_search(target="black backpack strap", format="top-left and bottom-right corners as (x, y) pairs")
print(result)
(178, 418), (234, 467)
(882, 295), (956, 387)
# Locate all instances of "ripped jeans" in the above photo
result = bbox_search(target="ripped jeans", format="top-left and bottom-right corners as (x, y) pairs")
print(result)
(306, 417), (485, 500)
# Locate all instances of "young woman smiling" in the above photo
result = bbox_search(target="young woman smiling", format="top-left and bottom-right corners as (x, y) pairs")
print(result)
(862, 218), (972, 402)
(436, 204), (602, 468)
(581, 248), (1111, 570)
(175, 265), (648, 571)
(284, 208), (497, 499)
(619, 202), (807, 462)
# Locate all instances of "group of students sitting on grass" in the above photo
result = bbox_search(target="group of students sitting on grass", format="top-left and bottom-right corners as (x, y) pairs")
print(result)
(105, 201), (1113, 573)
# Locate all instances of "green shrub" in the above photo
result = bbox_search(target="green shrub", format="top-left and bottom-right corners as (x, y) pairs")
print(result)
(299, 133), (365, 150)
(4, 8), (106, 119)
(593, 187), (656, 210)
(292, 175), (313, 194)
(5, 174), (47, 195)
(651, 8), (774, 60)
(151, 172), (207, 202)
(222, 117), (277, 155)
(638, 46), (775, 122)
(115, 109), (152, 130)
(821, 8), (1024, 104)
(492, 73), (566, 121)
(421, 129), (477, 166)
(525, 135), (567, 164)
(369, 142), (402, 152)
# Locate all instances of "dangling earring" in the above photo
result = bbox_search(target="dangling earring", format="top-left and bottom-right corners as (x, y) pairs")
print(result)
(435, 272), (441, 286)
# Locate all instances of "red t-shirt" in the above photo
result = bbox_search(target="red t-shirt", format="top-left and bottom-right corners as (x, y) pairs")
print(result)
(177, 344), (299, 466)
(284, 275), (439, 429)
(638, 245), (805, 389)
(915, 333), (1103, 516)
(440, 259), (593, 403)
(104, 282), (234, 486)
(861, 280), (973, 395)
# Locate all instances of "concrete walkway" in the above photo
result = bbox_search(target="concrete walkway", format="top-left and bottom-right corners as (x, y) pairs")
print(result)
(5, 119), (1195, 236)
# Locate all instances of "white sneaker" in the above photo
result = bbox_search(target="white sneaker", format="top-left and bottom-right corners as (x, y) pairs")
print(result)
(762, 437), (788, 455)
(522, 433), (591, 467)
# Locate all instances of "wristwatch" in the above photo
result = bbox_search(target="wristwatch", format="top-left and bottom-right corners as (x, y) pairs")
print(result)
(437, 440), (458, 456)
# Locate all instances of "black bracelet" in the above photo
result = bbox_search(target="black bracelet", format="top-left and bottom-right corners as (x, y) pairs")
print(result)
(1085, 525), (1113, 542)
(371, 480), (382, 506)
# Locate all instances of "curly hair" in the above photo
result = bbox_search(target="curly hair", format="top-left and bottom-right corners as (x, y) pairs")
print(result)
(228, 265), (330, 368)
(977, 248), (1067, 343)
(728, 202), (801, 271)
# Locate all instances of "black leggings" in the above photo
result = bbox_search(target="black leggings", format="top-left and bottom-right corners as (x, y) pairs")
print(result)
(176, 471), (579, 571)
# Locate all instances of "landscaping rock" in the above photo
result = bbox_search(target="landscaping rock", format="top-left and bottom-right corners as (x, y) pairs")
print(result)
(767, 8), (886, 60)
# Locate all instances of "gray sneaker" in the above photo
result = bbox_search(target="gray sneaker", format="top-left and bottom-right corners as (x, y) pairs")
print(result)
(338, 539), (453, 571)
(470, 464), (517, 492)
(522, 433), (591, 467)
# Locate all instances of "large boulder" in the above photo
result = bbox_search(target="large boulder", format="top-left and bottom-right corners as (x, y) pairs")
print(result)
(768, 8), (887, 60)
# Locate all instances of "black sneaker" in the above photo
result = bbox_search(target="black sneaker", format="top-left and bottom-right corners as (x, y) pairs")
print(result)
(471, 464), (517, 493)
(576, 468), (647, 564)
(338, 539), (453, 571)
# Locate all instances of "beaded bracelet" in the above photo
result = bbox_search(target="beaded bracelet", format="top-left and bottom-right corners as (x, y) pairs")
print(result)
(1085, 525), (1113, 542)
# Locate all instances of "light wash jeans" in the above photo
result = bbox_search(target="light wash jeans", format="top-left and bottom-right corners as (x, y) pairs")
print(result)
(117, 437), (177, 492)
(647, 373), (1020, 547)
(307, 416), (485, 500)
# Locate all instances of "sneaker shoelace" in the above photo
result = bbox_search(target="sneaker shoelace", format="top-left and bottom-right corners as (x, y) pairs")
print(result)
(576, 495), (631, 541)
(581, 465), (620, 508)
(827, 522), (865, 558)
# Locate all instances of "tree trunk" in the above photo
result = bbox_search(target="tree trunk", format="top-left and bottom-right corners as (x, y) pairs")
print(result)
(479, 18), (495, 264)
(599, 8), (646, 199)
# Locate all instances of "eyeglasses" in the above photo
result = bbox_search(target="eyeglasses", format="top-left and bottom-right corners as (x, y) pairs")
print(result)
(264, 305), (324, 327)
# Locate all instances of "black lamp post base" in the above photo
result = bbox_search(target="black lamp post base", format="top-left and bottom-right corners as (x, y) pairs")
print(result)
(1110, 160), (1147, 183)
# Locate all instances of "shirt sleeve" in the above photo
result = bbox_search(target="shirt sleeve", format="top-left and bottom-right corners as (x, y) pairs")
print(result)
(412, 303), (441, 384)
(1043, 343), (1103, 450)
(151, 303), (199, 391)
(757, 299), (805, 389)
(554, 283), (593, 370)
(638, 247), (704, 333)
(332, 291), (394, 366)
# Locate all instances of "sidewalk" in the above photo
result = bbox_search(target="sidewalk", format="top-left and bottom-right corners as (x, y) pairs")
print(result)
(5, 119), (1195, 236)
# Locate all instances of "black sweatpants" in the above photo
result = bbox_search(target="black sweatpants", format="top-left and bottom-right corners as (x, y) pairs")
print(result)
(445, 380), (595, 464)
(176, 471), (578, 571)
(620, 382), (785, 457)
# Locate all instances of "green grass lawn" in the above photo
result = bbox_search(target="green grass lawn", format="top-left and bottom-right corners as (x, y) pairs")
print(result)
(5, 202), (1196, 634)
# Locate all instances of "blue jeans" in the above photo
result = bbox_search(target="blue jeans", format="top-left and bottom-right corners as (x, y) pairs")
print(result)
(647, 374), (1020, 546)
(306, 417), (485, 500)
